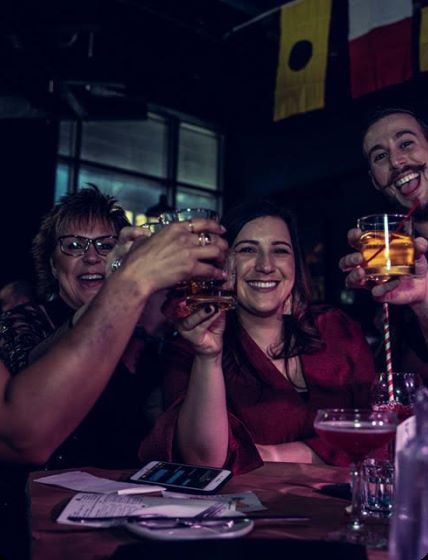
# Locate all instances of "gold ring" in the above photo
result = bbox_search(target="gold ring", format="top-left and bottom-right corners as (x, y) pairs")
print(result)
(187, 220), (195, 233)
(198, 233), (211, 247)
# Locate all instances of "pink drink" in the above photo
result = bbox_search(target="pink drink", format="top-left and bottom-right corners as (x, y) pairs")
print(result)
(372, 401), (413, 423)
(315, 420), (396, 463)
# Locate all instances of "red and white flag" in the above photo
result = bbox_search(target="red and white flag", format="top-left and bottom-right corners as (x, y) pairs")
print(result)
(348, 0), (413, 98)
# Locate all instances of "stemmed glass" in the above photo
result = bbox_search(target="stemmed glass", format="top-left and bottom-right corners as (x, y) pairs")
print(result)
(314, 408), (397, 544)
(370, 371), (421, 468)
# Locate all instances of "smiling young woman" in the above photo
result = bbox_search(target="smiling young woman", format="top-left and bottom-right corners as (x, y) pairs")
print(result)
(138, 199), (377, 474)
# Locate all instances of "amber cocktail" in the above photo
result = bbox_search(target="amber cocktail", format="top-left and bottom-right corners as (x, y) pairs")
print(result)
(357, 214), (415, 284)
(160, 208), (237, 312)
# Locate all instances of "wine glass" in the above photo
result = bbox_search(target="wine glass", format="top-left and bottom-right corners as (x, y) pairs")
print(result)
(314, 408), (397, 544)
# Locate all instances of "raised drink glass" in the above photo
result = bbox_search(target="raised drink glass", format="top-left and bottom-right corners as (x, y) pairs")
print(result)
(357, 214), (415, 284)
(160, 208), (236, 312)
(184, 255), (236, 312)
(314, 408), (397, 544)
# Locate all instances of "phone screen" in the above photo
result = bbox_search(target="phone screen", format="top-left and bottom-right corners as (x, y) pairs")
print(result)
(135, 462), (228, 490)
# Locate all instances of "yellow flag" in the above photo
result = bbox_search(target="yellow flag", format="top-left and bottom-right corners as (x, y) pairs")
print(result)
(274, 0), (332, 121)
(420, 6), (428, 72)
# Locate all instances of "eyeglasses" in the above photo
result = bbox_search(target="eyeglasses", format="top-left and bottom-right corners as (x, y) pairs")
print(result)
(57, 235), (118, 257)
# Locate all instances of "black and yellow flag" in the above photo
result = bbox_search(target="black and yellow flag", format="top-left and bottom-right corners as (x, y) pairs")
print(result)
(420, 6), (428, 72)
(274, 0), (332, 121)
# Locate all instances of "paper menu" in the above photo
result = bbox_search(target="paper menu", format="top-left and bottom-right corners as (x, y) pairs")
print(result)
(163, 490), (265, 513)
(34, 471), (265, 513)
(34, 471), (163, 495)
(35, 470), (266, 526)
(57, 492), (220, 527)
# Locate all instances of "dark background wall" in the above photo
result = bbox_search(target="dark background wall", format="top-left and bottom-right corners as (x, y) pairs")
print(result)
(1, 120), (57, 285)
(0, 0), (427, 329)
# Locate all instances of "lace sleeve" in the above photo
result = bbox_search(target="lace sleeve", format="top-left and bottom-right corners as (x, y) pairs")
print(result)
(0, 304), (55, 375)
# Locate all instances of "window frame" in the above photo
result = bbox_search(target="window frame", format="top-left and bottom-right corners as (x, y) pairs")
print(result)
(56, 106), (224, 222)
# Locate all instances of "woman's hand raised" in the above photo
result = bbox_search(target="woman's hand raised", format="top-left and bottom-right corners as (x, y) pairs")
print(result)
(177, 305), (226, 357)
(118, 219), (228, 295)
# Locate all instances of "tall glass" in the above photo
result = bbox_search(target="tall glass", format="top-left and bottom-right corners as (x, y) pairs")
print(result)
(314, 408), (397, 544)
(160, 208), (236, 311)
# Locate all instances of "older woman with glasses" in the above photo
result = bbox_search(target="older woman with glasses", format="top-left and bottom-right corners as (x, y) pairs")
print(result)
(0, 185), (228, 469)
(0, 185), (128, 374)
(1, 185), (149, 468)
(0, 187), (227, 559)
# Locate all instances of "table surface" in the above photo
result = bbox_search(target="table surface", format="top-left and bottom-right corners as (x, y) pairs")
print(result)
(30, 462), (390, 560)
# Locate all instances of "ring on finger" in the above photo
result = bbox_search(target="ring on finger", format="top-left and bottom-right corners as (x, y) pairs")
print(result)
(111, 257), (123, 272)
(187, 220), (195, 234)
(198, 232), (211, 247)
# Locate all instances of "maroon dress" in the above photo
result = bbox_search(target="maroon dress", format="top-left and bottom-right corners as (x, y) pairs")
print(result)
(139, 307), (376, 474)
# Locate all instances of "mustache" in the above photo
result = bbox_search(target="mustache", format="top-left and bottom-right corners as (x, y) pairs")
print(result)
(385, 164), (426, 190)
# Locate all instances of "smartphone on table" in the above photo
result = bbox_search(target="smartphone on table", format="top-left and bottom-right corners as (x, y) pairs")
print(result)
(129, 460), (232, 494)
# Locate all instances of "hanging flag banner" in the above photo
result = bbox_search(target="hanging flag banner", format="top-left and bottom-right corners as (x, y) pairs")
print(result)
(348, 0), (413, 98)
(273, 0), (332, 121)
(420, 6), (428, 72)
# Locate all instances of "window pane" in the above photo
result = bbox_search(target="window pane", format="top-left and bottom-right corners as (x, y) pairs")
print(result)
(81, 114), (168, 177)
(55, 163), (71, 201)
(58, 122), (76, 157)
(177, 123), (218, 189)
(78, 165), (165, 220)
(175, 188), (219, 214)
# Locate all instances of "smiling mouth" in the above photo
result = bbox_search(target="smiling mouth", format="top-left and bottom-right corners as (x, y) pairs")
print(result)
(247, 280), (278, 289)
(395, 172), (419, 187)
(78, 274), (104, 282)
(394, 171), (420, 196)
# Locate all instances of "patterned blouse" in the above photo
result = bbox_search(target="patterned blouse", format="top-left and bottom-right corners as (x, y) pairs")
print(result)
(0, 302), (60, 375)
(0, 298), (163, 470)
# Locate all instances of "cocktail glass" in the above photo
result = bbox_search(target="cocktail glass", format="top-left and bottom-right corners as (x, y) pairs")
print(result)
(357, 213), (415, 285)
(314, 408), (397, 545)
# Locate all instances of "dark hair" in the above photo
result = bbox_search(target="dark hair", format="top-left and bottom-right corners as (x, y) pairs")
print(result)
(221, 199), (323, 388)
(32, 185), (130, 301)
(362, 106), (428, 159)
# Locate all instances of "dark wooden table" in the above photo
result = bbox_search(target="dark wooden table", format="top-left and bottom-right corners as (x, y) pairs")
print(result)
(30, 462), (390, 560)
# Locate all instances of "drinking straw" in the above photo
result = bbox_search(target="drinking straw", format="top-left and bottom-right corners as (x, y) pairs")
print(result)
(363, 200), (420, 404)
(382, 302), (395, 402)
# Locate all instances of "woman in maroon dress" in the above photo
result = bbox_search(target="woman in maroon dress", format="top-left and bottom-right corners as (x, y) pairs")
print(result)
(139, 200), (376, 474)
